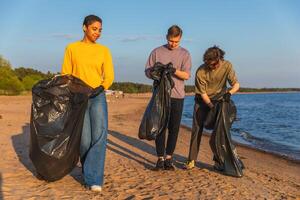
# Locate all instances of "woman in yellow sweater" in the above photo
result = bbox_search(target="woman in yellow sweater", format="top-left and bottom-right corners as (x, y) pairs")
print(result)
(61, 15), (114, 192)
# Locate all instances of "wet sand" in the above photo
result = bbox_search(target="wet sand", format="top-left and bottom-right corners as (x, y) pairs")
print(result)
(0, 95), (299, 199)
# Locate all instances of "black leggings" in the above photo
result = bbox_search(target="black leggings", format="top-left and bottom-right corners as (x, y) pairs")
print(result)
(155, 98), (184, 157)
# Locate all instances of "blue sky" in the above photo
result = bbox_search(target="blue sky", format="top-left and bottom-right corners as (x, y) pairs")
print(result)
(0, 0), (299, 87)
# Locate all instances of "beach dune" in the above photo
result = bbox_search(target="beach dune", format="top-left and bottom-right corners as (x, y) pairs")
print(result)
(0, 95), (299, 199)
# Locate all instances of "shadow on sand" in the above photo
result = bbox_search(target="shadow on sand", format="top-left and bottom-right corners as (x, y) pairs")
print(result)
(10, 124), (215, 186)
(11, 123), (36, 176)
(108, 130), (215, 171)
(10, 123), (85, 184)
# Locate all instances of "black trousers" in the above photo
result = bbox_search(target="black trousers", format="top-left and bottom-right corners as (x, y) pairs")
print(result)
(188, 97), (210, 161)
(155, 98), (184, 157)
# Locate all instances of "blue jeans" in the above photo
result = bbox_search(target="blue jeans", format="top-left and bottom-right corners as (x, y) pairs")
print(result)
(80, 92), (108, 186)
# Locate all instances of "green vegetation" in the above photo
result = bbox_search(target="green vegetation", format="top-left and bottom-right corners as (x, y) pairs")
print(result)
(111, 82), (152, 93)
(185, 85), (195, 93)
(0, 65), (24, 95)
(110, 84), (300, 94)
(0, 55), (299, 95)
(239, 88), (300, 92)
(0, 55), (56, 95)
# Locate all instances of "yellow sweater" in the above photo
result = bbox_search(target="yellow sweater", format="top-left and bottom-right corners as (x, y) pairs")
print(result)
(61, 41), (114, 89)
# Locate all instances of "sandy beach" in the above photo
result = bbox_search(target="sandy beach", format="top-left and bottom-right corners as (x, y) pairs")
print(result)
(0, 95), (299, 200)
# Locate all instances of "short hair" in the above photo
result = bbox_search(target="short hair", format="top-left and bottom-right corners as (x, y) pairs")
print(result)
(203, 46), (225, 63)
(83, 15), (102, 27)
(167, 25), (182, 38)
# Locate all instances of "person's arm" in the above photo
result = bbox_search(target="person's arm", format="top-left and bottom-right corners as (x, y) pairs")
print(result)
(101, 48), (114, 90)
(223, 81), (239, 102)
(61, 46), (72, 75)
(174, 51), (192, 80)
(145, 68), (153, 79)
(174, 70), (190, 80)
(227, 62), (239, 95)
(145, 50), (156, 79)
(228, 82), (240, 95)
(200, 93), (213, 106)
(195, 69), (214, 108)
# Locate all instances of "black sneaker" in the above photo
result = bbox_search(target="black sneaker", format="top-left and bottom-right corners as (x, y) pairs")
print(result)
(153, 158), (164, 171)
(164, 158), (175, 171)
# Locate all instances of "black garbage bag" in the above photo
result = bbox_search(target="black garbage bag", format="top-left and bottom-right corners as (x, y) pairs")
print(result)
(204, 93), (236, 130)
(206, 95), (244, 177)
(138, 62), (175, 140)
(29, 75), (92, 181)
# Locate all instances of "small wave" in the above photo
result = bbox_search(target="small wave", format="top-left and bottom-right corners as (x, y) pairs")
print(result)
(239, 131), (260, 141)
(237, 131), (300, 160)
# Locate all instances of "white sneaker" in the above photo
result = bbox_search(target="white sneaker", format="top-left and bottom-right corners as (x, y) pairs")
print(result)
(90, 185), (102, 192)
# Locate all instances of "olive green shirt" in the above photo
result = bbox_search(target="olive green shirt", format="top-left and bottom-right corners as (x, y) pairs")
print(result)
(195, 60), (238, 98)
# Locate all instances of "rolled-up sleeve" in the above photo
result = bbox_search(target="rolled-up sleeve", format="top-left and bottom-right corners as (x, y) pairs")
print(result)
(182, 51), (192, 78)
(227, 63), (238, 86)
(145, 50), (156, 79)
(195, 69), (207, 94)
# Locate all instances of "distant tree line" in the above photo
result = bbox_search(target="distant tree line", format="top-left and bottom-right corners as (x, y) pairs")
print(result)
(110, 83), (196, 93)
(238, 87), (300, 92)
(0, 55), (57, 95)
(1, 55), (299, 95)
(110, 82), (152, 93)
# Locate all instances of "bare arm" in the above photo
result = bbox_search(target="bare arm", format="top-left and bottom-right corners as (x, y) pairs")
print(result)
(228, 82), (240, 95)
(200, 93), (211, 104)
(145, 68), (152, 79)
(174, 69), (190, 80)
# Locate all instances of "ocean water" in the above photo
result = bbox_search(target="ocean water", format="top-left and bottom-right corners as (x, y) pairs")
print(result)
(181, 93), (300, 161)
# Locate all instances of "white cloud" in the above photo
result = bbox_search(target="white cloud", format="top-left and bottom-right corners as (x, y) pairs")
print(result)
(116, 35), (196, 43)
(23, 33), (79, 43)
(50, 33), (79, 40)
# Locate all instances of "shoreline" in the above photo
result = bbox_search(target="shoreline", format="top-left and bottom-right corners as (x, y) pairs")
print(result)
(236, 91), (300, 94)
(185, 91), (300, 96)
(1, 90), (300, 97)
(180, 124), (300, 164)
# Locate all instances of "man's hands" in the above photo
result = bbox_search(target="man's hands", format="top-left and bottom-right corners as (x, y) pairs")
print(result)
(169, 67), (176, 74)
(165, 62), (176, 75)
(223, 92), (231, 102)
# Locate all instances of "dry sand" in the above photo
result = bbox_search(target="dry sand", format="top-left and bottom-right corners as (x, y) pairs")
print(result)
(0, 95), (299, 200)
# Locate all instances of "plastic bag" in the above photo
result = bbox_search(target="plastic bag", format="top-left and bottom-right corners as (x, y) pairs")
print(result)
(208, 97), (244, 177)
(138, 62), (175, 140)
(29, 75), (92, 181)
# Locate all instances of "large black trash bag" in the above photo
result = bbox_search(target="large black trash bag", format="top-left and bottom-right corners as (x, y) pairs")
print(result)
(138, 62), (175, 140)
(29, 75), (92, 181)
(206, 95), (244, 177)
